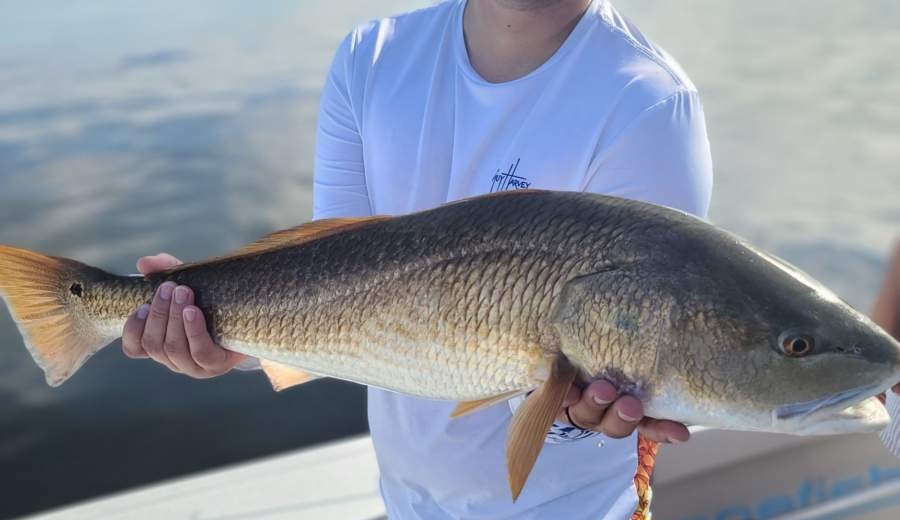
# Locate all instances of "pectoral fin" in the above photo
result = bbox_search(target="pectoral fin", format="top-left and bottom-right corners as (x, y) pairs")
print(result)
(506, 355), (577, 501)
(260, 360), (319, 391)
(451, 390), (526, 418)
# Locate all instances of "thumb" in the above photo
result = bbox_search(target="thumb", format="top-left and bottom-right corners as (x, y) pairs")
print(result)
(137, 252), (182, 275)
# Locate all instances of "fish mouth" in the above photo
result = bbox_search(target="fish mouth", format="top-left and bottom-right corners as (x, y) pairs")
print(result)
(774, 383), (890, 435)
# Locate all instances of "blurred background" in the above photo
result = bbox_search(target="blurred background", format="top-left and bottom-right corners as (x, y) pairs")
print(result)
(0, 0), (898, 518)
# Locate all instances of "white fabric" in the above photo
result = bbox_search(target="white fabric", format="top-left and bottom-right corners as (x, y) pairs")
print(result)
(313, 1), (713, 518)
(508, 393), (598, 443)
(882, 391), (900, 457)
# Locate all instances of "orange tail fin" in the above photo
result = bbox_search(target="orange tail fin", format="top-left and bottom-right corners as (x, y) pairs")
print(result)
(0, 245), (116, 386)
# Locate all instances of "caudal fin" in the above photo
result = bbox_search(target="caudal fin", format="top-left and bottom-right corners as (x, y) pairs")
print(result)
(0, 245), (115, 386)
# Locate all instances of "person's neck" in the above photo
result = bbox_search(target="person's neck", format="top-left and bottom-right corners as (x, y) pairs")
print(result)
(463, 0), (592, 83)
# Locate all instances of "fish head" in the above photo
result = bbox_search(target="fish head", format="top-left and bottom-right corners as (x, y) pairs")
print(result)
(662, 230), (900, 435)
(753, 299), (899, 435)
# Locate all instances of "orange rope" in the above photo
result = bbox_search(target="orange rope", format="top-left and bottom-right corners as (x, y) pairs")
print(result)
(630, 434), (660, 520)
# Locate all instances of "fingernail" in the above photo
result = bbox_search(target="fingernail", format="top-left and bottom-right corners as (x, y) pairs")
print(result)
(617, 409), (640, 422)
(174, 286), (188, 304)
(667, 436), (684, 444)
(136, 304), (150, 320)
(159, 282), (174, 301)
(183, 307), (196, 322)
(593, 395), (613, 406)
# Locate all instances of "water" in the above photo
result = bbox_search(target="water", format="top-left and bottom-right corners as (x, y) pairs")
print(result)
(0, 1), (898, 517)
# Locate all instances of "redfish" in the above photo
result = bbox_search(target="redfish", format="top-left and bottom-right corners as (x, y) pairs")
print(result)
(1, 190), (898, 499)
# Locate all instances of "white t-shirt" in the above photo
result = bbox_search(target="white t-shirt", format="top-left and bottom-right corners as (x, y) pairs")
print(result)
(313, 1), (713, 518)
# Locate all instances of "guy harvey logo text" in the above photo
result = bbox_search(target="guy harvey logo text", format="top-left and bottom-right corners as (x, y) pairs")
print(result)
(490, 158), (530, 192)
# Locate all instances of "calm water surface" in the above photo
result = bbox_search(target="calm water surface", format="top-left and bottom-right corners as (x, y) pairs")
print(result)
(0, 1), (898, 517)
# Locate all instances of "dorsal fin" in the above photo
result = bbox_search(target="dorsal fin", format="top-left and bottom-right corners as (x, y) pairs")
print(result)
(168, 216), (391, 272)
(231, 216), (392, 256)
(441, 189), (543, 209)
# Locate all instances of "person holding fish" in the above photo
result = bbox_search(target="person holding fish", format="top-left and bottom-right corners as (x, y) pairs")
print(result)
(122, 1), (711, 517)
(2, 1), (899, 520)
(112, 1), (900, 518)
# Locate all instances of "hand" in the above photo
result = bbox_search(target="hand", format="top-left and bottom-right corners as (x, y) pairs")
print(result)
(872, 242), (900, 395)
(121, 253), (246, 378)
(559, 380), (690, 444)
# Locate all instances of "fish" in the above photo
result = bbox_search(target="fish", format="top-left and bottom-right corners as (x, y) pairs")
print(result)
(1, 190), (899, 500)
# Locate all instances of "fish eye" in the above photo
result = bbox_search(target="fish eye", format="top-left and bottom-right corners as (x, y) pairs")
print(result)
(69, 282), (83, 298)
(781, 333), (814, 357)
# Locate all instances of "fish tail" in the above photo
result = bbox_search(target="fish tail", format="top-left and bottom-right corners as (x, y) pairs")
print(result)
(0, 245), (120, 386)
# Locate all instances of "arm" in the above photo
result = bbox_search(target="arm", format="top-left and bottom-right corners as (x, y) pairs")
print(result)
(873, 242), (900, 393)
(313, 32), (372, 220)
(551, 89), (714, 444)
(875, 243), (900, 456)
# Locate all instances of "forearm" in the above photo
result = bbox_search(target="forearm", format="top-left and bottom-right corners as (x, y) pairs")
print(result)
(879, 244), (900, 455)
(872, 243), (900, 338)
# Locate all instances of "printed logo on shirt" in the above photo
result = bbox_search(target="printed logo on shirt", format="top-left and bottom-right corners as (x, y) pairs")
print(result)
(490, 158), (531, 192)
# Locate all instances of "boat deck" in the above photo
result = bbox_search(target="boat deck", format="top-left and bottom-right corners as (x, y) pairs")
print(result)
(25, 430), (900, 519)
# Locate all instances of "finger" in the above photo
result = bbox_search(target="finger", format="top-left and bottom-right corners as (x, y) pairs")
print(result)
(638, 418), (691, 444)
(183, 306), (245, 375)
(163, 286), (204, 376)
(562, 385), (581, 408)
(566, 379), (618, 430)
(556, 386), (583, 423)
(137, 253), (182, 275)
(141, 281), (179, 371)
(597, 394), (643, 439)
(122, 305), (150, 359)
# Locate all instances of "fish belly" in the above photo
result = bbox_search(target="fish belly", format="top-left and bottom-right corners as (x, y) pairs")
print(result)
(220, 327), (545, 401)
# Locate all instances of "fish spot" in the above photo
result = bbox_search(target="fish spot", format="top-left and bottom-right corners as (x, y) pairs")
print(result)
(614, 313), (638, 333)
(69, 283), (83, 297)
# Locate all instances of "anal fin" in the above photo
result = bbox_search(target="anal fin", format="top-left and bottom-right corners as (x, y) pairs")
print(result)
(260, 360), (319, 391)
(506, 355), (577, 501)
(451, 390), (526, 418)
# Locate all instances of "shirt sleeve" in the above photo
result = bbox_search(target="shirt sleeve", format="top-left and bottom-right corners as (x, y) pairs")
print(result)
(511, 88), (715, 443)
(583, 88), (713, 219)
(313, 32), (373, 220)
